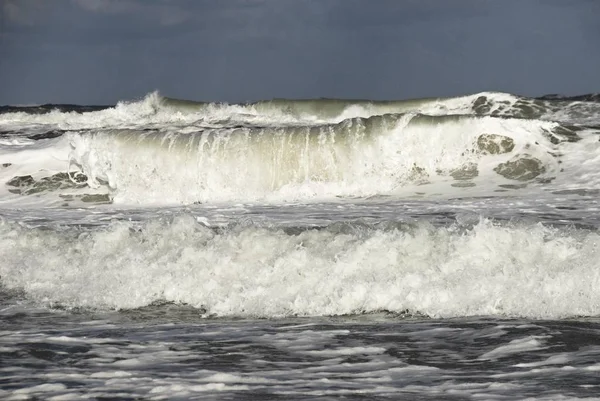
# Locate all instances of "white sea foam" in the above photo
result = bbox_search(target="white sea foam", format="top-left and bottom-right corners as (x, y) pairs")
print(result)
(1, 216), (599, 319)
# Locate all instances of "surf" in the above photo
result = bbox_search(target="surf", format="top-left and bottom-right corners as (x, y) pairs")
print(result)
(0, 215), (598, 319)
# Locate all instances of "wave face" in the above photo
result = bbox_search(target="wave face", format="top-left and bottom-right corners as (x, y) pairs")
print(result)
(1, 216), (598, 319)
(61, 115), (575, 204)
(1, 91), (599, 206)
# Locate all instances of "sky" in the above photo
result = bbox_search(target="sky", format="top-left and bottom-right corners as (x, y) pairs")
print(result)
(0, 0), (599, 105)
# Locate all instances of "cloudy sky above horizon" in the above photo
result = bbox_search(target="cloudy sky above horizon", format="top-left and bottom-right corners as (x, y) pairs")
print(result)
(1, 0), (599, 105)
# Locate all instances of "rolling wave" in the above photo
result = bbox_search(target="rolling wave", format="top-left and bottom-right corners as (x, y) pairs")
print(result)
(1, 113), (589, 205)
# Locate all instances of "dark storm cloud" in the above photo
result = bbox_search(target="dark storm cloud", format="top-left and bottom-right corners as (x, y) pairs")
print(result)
(0, 0), (599, 104)
(1, 0), (195, 43)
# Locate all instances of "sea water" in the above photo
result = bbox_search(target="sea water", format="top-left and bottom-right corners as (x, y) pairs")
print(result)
(1, 92), (600, 399)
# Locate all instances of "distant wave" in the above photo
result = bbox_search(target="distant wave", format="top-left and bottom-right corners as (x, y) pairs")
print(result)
(2, 91), (600, 124)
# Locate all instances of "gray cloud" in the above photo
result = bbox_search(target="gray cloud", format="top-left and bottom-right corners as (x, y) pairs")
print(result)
(1, 0), (52, 25)
(1, 0), (599, 105)
(71, 0), (189, 26)
(71, 0), (137, 13)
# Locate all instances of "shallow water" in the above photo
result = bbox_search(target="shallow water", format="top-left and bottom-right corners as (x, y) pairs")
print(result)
(2, 304), (600, 400)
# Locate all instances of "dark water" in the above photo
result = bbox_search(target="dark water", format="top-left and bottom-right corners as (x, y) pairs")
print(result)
(1, 302), (600, 400)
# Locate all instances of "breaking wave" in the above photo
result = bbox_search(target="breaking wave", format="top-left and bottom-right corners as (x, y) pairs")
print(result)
(0, 113), (590, 205)
(1, 90), (600, 207)
(0, 216), (598, 319)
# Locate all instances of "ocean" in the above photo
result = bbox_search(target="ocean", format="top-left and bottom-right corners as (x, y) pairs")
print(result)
(1, 91), (600, 400)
